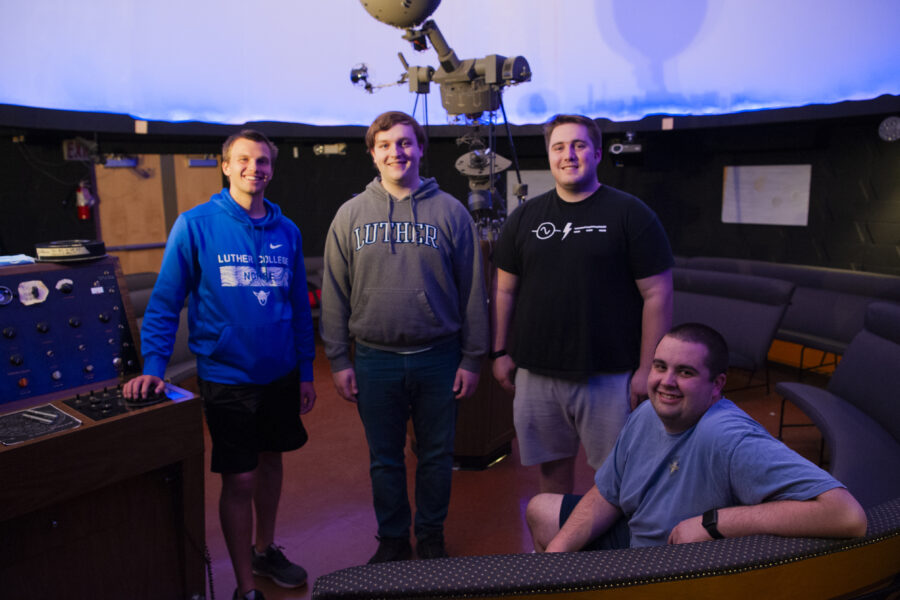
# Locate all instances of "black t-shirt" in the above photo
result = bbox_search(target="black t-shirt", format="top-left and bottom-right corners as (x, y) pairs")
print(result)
(492, 185), (673, 379)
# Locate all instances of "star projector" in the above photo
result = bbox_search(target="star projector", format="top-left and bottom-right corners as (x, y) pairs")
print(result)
(359, 0), (441, 28)
(356, 0), (530, 118)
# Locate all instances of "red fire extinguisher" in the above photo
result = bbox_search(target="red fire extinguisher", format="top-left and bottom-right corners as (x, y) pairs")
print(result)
(76, 180), (95, 220)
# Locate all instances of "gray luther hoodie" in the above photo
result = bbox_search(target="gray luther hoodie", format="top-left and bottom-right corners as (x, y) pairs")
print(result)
(320, 176), (489, 374)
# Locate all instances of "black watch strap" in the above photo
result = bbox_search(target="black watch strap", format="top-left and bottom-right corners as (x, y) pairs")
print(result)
(702, 508), (724, 539)
(489, 349), (507, 360)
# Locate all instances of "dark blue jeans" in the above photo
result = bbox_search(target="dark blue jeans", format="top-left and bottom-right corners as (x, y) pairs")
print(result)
(354, 338), (460, 540)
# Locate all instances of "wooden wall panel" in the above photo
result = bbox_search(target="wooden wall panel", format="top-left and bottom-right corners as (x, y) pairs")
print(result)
(96, 154), (223, 275)
(109, 247), (165, 276)
(96, 155), (167, 248)
(175, 155), (223, 214)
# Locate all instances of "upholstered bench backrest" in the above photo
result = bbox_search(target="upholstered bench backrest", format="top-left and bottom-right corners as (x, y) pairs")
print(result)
(681, 257), (900, 353)
(672, 267), (795, 372)
(828, 301), (900, 444)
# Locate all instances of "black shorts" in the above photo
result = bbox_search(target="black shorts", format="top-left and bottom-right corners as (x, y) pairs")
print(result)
(200, 369), (308, 474)
(560, 493), (631, 551)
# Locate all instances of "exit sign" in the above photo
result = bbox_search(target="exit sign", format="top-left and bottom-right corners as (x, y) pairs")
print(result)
(62, 138), (95, 161)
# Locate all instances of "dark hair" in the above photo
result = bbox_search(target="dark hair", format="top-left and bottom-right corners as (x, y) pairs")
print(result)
(542, 114), (603, 151)
(365, 111), (427, 153)
(222, 129), (278, 162)
(665, 323), (730, 380)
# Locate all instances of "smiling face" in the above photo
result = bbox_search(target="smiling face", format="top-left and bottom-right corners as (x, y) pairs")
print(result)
(648, 335), (726, 434)
(547, 122), (602, 199)
(222, 137), (273, 207)
(370, 123), (423, 195)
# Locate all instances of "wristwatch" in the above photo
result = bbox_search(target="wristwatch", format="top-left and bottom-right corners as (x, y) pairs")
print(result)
(488, 349), (507, 360)
(702, 508), (724, 539)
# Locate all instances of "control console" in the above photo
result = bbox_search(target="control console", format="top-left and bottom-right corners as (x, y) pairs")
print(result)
(0, 256), (206, 599)
(0, 257), (141, 408)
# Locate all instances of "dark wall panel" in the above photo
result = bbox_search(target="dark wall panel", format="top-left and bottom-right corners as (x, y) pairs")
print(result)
(0, 138), (97, 255)
(3, 113), (898, 276)
(592, 114), (900, 276)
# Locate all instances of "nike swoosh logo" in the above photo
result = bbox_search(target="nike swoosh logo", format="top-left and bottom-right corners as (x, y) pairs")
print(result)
(269, 243), (283, 249)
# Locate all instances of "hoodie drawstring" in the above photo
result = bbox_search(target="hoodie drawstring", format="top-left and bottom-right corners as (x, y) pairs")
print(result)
(388, 197), (395, 254)
(411, 194), (420, 247)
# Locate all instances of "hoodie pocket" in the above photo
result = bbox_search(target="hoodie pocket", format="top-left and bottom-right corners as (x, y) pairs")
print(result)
(350, 288), (440, 346)
(209, 320), (295, 376)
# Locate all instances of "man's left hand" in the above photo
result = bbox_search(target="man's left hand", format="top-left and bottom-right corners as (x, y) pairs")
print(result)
(630, 366), (650, 410)
(299, 381), (317, 415)
(667, 515), (712, 544)
(454, 368), (480, 399)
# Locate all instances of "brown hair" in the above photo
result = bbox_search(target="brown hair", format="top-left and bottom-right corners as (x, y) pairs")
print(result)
(665, 323), (730, 380)
(542, 114), (603, 151)
(222, 129), (279, 162)
(365, 111), (427, 153)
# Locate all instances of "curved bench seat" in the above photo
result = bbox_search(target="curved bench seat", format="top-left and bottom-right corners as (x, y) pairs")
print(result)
(312, 498), (900, 600)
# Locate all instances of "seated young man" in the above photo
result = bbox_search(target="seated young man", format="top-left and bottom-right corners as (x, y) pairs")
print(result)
(527, 323), (867, 551)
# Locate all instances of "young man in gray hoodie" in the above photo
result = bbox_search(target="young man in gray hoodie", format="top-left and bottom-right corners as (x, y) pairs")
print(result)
(320, 111), (489, 563)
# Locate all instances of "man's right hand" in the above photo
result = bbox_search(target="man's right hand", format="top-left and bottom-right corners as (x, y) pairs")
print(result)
(332, 367), (359, 403)
(492, 354), (517, 394)
(123, 374), (165, 400)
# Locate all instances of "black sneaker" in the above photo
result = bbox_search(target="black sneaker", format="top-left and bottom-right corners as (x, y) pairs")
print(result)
(417, 532), (448, 559)
(368, 536), (412, 564)
(251, 544), (307, 588)
(232, 589), (265, 600)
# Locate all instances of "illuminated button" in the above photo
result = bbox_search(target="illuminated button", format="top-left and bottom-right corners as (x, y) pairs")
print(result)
(84, 364), (94, 373)
(46, 350), (55, 358)
(51, 370), (62, 380)
(17, 377), (28, 388)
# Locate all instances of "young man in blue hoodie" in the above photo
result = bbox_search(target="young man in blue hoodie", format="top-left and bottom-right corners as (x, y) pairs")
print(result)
(320, 111), (489, 563)
(123, 130), (316, 600)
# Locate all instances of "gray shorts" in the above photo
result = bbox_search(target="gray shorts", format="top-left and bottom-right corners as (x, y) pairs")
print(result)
(513, 368), (630, 469)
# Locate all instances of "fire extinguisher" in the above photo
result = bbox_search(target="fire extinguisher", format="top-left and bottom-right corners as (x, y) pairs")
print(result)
(76, 180), (95, 220)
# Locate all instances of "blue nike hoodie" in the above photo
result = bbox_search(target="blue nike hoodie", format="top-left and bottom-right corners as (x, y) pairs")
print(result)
(141, 188), (315, 385)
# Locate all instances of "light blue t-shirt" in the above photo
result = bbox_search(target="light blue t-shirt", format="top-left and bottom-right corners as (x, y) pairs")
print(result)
(594, 398), (843, 547)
